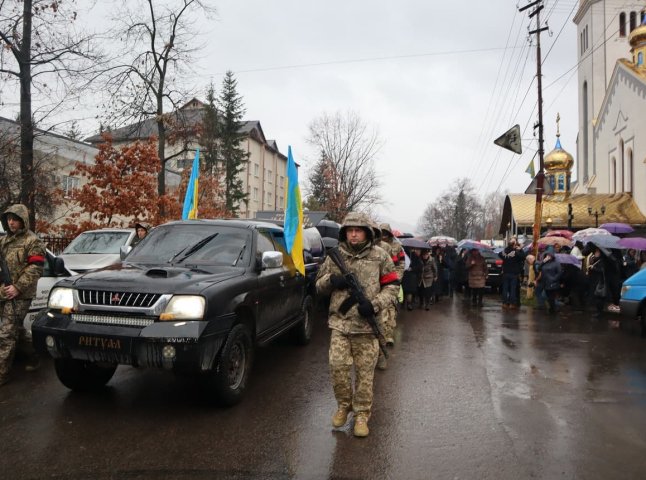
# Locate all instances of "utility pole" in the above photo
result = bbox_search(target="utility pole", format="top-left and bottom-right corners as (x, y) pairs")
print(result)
(519, 0), (548, 258)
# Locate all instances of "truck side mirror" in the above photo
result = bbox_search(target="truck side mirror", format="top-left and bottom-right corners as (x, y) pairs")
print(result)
(53, 257), (66, 276)
(120, 245), (132, 260)
(261, 251), (283, 269)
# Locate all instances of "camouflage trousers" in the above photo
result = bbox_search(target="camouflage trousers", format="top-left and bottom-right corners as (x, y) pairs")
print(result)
(379, 304), (397, 340)
(329, 330), (379, 416)
(0, 299), (31, 381)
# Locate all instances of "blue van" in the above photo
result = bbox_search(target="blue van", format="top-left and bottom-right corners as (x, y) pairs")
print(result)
(620, 269), (646, 336)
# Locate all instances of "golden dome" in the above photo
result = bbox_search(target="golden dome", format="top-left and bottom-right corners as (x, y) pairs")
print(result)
(629, 15), (646, 46)
(544, 137), (574, 172)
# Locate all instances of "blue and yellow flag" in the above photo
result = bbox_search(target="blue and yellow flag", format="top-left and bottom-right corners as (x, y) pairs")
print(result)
(525, 157), (535, 178)
(284, 146), (305, 275)
(182, 149), (200, 220)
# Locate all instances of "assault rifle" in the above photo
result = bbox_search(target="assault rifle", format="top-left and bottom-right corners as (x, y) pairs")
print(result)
(327, 247), (388, 358)
(0, 254), (11, 286)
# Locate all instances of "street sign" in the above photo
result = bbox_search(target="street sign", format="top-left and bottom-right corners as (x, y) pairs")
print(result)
(494, 124), (522, 154)
(524, 175), (554, 195)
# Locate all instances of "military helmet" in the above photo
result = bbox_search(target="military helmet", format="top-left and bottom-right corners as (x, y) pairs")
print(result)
(339, 212), (374, 242)
(370, 220), (382, 241)
(380, 222), (394, 238)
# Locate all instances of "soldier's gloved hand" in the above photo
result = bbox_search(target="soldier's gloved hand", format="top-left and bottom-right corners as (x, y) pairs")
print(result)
(357, 300), (375, 317)
(330, 274), (349, 290)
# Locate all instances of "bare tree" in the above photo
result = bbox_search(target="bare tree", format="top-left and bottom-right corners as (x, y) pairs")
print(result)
(418, 178), (484, 240)
(0, 0), (99, 226)
(481, 190), (506, 240)
(100, 0), (214, 202)
(306, 111), (382, 222)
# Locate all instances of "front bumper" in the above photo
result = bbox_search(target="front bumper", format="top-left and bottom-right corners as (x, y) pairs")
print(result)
(32, 311), (226, 372)
(619, 299), (641, 319)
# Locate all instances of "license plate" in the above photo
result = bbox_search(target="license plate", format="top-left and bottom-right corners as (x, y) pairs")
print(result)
(77, 335), (125, 351)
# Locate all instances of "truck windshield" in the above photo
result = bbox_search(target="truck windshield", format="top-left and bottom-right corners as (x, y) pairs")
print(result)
(63, 231), (131, 254)
(127, 224), (251, 266)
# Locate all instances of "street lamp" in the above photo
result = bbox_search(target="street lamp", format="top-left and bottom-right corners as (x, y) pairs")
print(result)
(588, 205), (606, 227)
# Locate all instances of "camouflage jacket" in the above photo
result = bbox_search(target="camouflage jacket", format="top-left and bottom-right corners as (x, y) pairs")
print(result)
(384, 239), (406, 280)
(0, 204), (45, 300)
(316, 241), (399, 335)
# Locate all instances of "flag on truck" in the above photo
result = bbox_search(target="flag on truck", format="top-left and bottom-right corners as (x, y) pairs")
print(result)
(284, 146), (305, 275)
(182, 149), (200, 220)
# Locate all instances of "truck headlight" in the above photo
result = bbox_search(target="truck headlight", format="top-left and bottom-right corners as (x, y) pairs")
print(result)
(621, 285), (631, 297)
(160, 295), (205, 321)
(48, 287), (76, 310)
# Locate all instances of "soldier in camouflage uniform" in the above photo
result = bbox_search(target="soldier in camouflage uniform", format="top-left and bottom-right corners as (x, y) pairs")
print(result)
(0, 204), (45, 385)
(317, 213), (399, 437)
(379, 223), (405, 346)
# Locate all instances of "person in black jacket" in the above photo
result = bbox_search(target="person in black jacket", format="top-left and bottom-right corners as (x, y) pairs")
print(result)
(536, 252), (562, 314)
(402, 248), (423, 310)
(499, 238), (526, 309)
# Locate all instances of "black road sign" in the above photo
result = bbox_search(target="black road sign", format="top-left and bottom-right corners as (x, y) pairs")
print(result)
(494, 124), (522, 154)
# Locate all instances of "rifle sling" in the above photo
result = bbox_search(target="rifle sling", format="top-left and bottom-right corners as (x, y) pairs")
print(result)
(339, 295), (358, 315)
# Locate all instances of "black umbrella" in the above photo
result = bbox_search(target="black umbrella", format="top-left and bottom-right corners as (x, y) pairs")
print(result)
(316, 219), (340, 240)
(400, 238), (431, 249)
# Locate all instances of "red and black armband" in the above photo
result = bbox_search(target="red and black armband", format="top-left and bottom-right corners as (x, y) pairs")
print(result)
(380, 271), (400, 286)
(27, 255), (45, 266)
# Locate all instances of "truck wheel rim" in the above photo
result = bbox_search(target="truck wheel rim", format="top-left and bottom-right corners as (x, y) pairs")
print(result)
(228, 341), (246, 389)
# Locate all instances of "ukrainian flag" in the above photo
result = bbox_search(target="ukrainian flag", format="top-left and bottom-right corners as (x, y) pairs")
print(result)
(284, 146), (305, 275)
(182, 149), (200, 220)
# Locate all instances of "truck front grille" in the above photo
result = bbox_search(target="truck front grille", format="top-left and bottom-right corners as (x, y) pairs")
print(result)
(79, 290), (161, 308)
(72, 313), (155, 328)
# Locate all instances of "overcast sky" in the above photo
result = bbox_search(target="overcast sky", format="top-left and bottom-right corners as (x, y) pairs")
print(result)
(195, 0), (582, 233)
(3, 0), (585, 233)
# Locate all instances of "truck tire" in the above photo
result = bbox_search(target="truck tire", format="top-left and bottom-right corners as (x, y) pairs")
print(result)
(54, 358), (117, 391)
(205, 324), (253, 406)
(292, 295), (314, 346)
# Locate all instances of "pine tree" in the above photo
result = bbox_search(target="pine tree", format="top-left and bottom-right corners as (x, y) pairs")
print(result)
(217, 71), (249, 216)
(201, 83), (220, 176)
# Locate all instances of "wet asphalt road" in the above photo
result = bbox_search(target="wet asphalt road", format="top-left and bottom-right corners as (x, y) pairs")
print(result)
(2, 295), (646, 480)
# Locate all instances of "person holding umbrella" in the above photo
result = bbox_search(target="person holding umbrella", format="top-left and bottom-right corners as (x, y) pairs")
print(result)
(536, 251), (562, 314)
(499, 237), (525, 309)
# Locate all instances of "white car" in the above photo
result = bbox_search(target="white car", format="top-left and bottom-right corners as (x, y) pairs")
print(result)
(24, 250), (76, 334)
(59, 228), (137, 273)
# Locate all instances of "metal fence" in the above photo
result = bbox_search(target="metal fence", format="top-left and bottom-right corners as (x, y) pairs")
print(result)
(42, 236), (73, 255)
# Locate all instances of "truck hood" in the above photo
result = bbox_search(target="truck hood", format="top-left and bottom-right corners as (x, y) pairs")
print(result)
(59, 253), (120, 272)
(63, 262), (245, 294)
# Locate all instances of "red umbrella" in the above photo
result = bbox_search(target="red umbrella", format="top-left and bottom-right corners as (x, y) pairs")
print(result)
(544, 229), (573, 239)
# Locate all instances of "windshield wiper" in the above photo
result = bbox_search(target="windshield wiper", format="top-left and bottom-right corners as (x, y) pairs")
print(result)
(169, 233), (219, 264)
(232, 244), (247, 266)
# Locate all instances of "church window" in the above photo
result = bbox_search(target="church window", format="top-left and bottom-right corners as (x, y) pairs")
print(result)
(557, 175), (565, 191)
(620, 13), (626, 37)
(638, 52), (644, 67)
(620, 139), (625, 193)
(548, 175), (555, 191)
(611, 158), (617, 194)
(585, 26), (589, 51)
(627, 149), (634, 194)
(630, 12), (636, 32)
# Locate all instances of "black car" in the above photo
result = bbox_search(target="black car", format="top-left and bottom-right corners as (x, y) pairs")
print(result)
(32, 219), (312, 405)
(480, 249), (503, 292)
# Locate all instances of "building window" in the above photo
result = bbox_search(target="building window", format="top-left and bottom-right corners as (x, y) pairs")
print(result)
(620, 12), (626, 37)
(557, 174), (565, 191)
(267, 169), (272, 184)
(254, 164), (259, 177)
(61, 175), (79, 197)
(638, 52), (644, 67)
(630, 11), (637, 32)
(253, 187), (259, 201)
(266, 192), (272, 203)
(585, 26), (589, 51)
(279, 196), (283, 207)
(611, 158), (617, 194)
(627, 149), (634, 193)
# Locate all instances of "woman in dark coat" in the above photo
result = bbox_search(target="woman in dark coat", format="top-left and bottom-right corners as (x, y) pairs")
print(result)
(402, 248), (423, 310)
(418, 249), (437, 310)
(587, 247), (610, 314)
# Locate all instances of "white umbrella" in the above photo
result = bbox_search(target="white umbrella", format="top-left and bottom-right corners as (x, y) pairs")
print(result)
(572, 228), (611, 241)
(429, 235), (457, 247)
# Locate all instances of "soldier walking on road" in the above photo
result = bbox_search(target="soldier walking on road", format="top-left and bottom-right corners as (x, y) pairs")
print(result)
(379, 223), (405, 344)
(316, 213), (399, 437)
(0, 204), (45, 386)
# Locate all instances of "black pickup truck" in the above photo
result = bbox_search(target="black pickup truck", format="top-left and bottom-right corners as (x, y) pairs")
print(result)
(32, 219), (313, 405)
